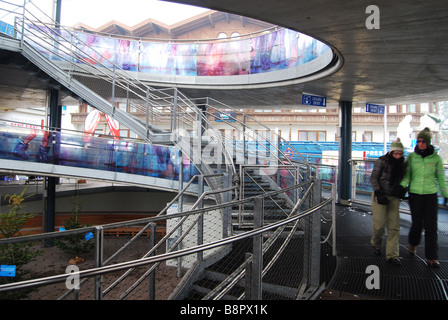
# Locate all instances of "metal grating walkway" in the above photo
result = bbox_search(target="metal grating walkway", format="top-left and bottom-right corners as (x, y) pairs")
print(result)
(324, 203), (448, 300)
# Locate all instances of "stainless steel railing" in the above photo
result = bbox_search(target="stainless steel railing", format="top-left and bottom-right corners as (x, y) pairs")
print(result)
(0, 173), (335, 300)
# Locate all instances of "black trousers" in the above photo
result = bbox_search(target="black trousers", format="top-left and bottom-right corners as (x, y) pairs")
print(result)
(408, 193), (439, 260)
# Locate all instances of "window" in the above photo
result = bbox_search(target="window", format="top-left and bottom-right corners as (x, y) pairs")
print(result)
(230, 32), (240, 39)
(308, 131), (317, 141)
(217, 32), (227, 39)
(389, 105), (397, 113)
(420, 103), (429, 113)
(389, 131), (397, 141)
(255, 130), (268, 138)
(120, 129), (130, 138)
(298, 130), (326, 141)
(318, 131), (326, 141)
(299, 131), (308, 141)
(432, 103), (438, 113)
(363, 131), (373, 142)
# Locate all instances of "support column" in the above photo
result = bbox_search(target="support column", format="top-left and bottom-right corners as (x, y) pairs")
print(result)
(54, 0), (62, 25)
(338, 101), (352, 205)
(44, 89), (61, 245)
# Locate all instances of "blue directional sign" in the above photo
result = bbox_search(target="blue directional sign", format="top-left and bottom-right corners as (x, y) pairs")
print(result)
(302, 94), (327, 107)
(0, 21), (14, 37)
(0, 265), (16, 277)
(214, 111), (236, 122)
(365, 103), (385, 114)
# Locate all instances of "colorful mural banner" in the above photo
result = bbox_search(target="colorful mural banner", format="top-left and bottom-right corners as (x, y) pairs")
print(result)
(20, 21), (330, 78)
(76, 33), (139, 71)
(197, 39), (251, 76)
(140, 42), (197, 75)
(0, 123), (199, 182)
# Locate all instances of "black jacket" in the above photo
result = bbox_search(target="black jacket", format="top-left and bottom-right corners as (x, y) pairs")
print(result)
(370, 152), (406, 196)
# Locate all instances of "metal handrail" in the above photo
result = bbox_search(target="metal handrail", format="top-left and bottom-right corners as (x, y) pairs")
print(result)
(0, 173), (309, 299)
(0, 191), (331, 294)
(205, 179), (315, 300)
(205, 97), (312, 169)
(0, 169), (313, 247)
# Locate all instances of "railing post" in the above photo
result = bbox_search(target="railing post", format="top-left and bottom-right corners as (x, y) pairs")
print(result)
(146, 88), (150, 138)
(196, 111), (203, 168)
(301, 179), (322, 296)
(249, 197), (264, 300)
(351, 160), (357, 202)
(245, 253), (253, 300)
(243, 115), (247, 164)
(20, 0), (26, 47)
(172, 88), (178, 132)
(222, 172), (230, 238)
(197, 175), (204, 262)
(111, 66), (116, 114)
(177, 148), (184, 277)
(238, 165), (245, 226)
(94, 226), (104, 300)
(331, 183), (337, 256)
(149, 223), (156, 300)
(310, 179), (321, 288)
(178, 149), (183, 212)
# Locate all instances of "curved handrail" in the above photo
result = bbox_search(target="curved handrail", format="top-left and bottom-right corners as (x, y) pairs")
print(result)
(0, 183), (330, 294)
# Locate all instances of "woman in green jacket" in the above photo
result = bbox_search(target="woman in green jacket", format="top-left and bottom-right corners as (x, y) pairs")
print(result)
(400, 128), (448, 268)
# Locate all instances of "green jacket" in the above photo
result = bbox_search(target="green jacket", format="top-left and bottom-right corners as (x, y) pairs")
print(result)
(400, 148), (448, 198)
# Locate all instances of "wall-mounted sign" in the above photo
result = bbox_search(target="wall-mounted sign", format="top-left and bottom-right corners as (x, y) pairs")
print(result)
(214, 111), (236, 122)
(0, 21), (14, 37)
(302, 94), (327, 107)
(365, 103), (385, 114)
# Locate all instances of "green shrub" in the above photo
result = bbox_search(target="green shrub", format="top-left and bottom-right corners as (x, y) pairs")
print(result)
(55, 200), (94, 256)
(0, 187), (42, 299)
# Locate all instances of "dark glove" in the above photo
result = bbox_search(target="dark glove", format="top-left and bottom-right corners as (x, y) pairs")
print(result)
(393, 185), (407, 199)
(374, 190), (388, 205)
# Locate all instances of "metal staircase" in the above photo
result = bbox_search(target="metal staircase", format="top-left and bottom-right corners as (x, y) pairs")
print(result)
(0, 1), (328, 300)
